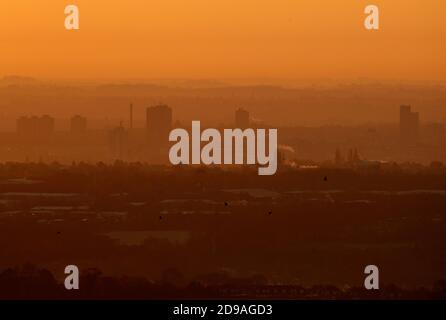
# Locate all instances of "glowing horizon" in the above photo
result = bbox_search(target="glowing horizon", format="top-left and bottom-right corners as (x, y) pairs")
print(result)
(0, 0), (445, 81)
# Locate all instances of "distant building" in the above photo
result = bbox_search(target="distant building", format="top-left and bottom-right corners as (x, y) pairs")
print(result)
(235, 108), (250, 128)
(400, 105), (419, 144)
(109, 123), (127, 160)
(335, 148), (343, 165)
(70, 115), (87, 134)
(17, 115), (55, 139)
(347, 148), (360, 164)
(146, 104), (172, 162)
(146, 104), (172, 143)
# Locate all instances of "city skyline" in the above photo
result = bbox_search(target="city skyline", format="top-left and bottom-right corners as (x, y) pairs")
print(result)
(1, 77), (446, 128)
(1, 102), (445, 166)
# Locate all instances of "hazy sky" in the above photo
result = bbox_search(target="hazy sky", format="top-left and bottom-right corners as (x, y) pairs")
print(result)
(1, 0), (445, 81)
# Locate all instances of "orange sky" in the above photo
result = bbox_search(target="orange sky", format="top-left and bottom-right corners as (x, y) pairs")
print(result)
(0, 0), (445, 81)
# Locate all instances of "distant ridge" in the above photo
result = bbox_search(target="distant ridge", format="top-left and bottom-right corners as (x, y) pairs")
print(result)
(0, 75), (39, 86)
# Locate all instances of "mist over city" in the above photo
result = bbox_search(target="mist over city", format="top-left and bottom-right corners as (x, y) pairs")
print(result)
(1, 76), (446, 165)
(1, 0), (446, 304)
(0, 75), (446, 300)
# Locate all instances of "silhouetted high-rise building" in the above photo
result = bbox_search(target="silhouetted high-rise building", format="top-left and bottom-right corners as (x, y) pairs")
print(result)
(346, 148), (360, 164)
(146, 104), (172, 162)
(17, 115), (55, 140)
(335, 148), (343, 165)
(400, 105), (419, 144)
(109, 123), (127, 160)
(235, 108), (250, 128)
(70, 115), (87, 134)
